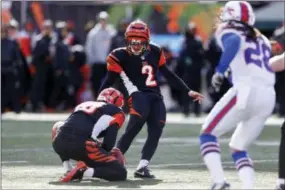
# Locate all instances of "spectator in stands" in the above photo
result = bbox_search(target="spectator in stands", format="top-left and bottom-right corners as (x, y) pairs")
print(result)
(48, 21), (72, 111)
(271, 23), (285, 117)
(1, 24), (22, 113)
(67, 40), (86, 108)
(66, 20), (81, 45)
(29, 20), (56, 112)
(148, 5), (168, 34)
(205, 32), (231, 112)
(7, 20), (32, 109)
(18, 21), (34, 65)
(110, 18), (130, 50)
(178, 22), (205, 117)
(85, 11), (116, 98)
(84, 20), (95, 35)
(7, 19), (19, 40)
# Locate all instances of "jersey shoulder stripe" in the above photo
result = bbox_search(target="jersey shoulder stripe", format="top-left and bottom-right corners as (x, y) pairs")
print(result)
(107, 47), (128, 73)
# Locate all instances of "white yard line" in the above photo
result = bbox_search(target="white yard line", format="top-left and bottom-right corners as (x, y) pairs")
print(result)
(127, 159), (278, 168)
(1, 137), (279, 154)
(1, 159), (277, 168)
(2, 148), (53, 153)
(136, 137), (280, 147)
(2, 133), (51, 138)
(2, 112), (283, 126)
(2, 161), (29, 164)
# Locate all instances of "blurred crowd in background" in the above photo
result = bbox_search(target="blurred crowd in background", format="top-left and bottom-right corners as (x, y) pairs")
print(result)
(1, 2), (285, 117)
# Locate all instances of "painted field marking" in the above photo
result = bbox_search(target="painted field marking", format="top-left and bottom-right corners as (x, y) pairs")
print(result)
(2, 112), (283, 126)
(1, 137), (279, 154)
(1, 159), (277, 168)
(2, 161), (29, 164)
(136, 137), (280, 147)
(2, 148), (53, 153)
(127, 159), (278, 168)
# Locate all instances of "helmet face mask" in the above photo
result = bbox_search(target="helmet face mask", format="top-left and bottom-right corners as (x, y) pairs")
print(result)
(125, 20), (150, 55)
(126, 38), (148, 55)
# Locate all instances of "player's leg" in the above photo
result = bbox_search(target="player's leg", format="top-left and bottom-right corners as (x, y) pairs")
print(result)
(228, 87), (275, 189)
(91, 161), (127, 181)
(134, 97), (166, 178)
(61, 141), (127, 182)
(277, 120), (285, 190)
(116, 92), (150, 154)
(52, 132), (74, 173)
(229, 116), (269, 189)
(200, 88), (242, 188)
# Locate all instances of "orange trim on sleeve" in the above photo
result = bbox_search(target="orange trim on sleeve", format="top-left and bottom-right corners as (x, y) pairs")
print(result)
(110, 112), (125, 128)
(159, 50), (166, 67)
(106, 54), (123, 73)
(109, 54), (120, 63)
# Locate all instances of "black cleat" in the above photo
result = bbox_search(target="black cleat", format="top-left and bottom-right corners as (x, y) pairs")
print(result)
(134, 166), (155, 179)
(211, 182), (230, 190)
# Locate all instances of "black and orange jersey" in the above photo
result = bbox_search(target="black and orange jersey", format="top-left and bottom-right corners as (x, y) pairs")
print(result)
(61, 101), (125, 150)
(101, 43), (191, 97)
(106, 43), (166, 94)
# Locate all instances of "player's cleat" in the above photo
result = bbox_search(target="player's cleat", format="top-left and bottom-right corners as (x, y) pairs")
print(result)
(134, 166), (155, 178)
(211, 182), (230, 190)
(276, 184), (285, 190)
(60, 161), (87, 182)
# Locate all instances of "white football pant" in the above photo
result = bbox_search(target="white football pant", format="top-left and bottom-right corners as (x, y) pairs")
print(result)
(202, 85), (275, 150)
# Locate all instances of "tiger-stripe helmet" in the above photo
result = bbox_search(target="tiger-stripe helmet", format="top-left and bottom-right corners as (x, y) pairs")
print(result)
(125, 20), (150, 55)
(97, 88), (124, 108)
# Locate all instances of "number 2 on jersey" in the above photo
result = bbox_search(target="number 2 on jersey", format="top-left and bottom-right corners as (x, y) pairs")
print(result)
(244, 38), (273, 72)
(141, 65), (157, 87)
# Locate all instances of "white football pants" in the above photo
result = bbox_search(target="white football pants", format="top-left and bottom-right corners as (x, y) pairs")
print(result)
(202, 85), (275, 150)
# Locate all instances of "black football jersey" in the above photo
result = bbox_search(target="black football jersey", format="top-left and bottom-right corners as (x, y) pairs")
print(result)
(61, 101), (125, 139)
(106, 43), (166, 95)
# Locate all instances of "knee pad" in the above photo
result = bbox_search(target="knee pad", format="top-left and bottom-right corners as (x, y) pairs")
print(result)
(199, 134), (220, 157)
(231, 151), (253, 170)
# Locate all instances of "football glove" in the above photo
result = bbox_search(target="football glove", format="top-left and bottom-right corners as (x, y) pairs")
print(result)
(111, 148), (125, 166)
(211, 72), (224, 92)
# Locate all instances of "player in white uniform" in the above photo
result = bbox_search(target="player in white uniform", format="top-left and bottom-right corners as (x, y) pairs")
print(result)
(199, 1), (276, 189)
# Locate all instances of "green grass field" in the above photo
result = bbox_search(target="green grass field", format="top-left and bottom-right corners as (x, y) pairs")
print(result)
(1, 119), (281, 189)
